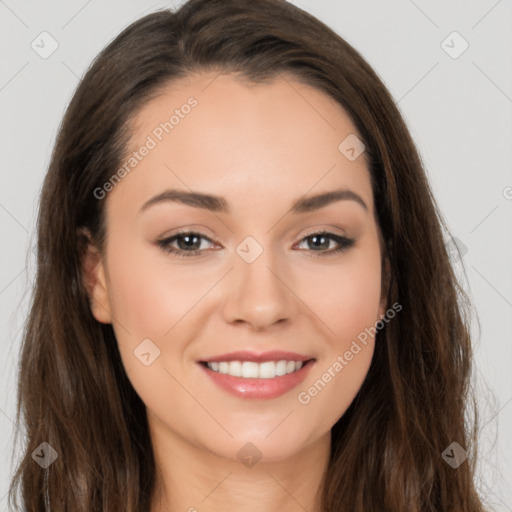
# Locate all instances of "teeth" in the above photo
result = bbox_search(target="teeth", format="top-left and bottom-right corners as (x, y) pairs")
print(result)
(206, 360), (305, 378)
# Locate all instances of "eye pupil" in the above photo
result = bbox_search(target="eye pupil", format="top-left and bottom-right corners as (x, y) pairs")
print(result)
(309, 235), (329, 250)
(178, 234), (200, 250)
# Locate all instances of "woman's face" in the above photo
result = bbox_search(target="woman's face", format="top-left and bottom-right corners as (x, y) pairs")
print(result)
(85, 71), (388, 462)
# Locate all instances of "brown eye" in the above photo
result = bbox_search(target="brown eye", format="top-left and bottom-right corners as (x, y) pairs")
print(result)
(296, 231), (355, 255)
(157, 231), (215, 257)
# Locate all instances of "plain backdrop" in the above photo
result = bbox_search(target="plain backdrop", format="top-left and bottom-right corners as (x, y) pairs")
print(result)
(1, 0), (511, 509)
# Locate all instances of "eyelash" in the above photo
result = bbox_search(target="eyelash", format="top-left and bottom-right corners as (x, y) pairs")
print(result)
(156, 230), (355, 258)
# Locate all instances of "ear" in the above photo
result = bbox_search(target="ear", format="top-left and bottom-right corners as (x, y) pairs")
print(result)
(78, 228), (112, 324)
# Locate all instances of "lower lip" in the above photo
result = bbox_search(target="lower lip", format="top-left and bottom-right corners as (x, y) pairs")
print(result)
(197, 360), (315, 399)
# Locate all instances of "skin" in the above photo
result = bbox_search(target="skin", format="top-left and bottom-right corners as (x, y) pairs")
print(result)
(82, 71), (389, 512)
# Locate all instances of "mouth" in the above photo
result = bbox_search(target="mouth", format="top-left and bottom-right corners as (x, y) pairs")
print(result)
(197, 355), (316, 399)
(199, 358), (315, 379)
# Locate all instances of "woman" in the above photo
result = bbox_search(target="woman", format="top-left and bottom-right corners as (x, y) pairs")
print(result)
(8, 0), (487, 510)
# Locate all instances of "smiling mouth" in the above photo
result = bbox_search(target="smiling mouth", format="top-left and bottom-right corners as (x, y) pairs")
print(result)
(199, 359), (315, 379)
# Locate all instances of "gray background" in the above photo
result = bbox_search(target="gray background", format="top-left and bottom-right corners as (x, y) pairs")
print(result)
(1, 0), (511, 509)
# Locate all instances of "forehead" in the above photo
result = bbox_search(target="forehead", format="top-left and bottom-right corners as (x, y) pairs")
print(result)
(108, 71), (374, 220)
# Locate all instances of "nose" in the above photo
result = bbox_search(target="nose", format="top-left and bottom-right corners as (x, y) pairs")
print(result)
(221, 248), (298, 332)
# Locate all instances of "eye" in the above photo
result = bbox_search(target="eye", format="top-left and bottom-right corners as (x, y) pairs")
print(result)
(294, 230), (355, 256)
(157, 229), (355, 258)
(157, 231), (216, 258)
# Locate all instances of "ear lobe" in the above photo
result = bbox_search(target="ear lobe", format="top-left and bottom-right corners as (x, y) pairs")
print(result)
(78, 228), (112, 324)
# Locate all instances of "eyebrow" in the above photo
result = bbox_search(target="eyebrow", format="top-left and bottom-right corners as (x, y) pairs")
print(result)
(138, 187), (368, 215)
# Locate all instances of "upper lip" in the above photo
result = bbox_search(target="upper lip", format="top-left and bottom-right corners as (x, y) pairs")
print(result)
(199, 350), (315, 363)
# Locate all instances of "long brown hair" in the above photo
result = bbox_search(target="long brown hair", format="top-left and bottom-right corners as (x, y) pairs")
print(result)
(8, 0), (487, 510)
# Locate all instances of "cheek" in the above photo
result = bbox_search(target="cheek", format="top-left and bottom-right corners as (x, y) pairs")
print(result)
(106, 238), (207, 334)
(104, 240), (212, 409)
(293, 243), (382, 421)
(298, 245), (383, 346)
(104, 234), (215, 382)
